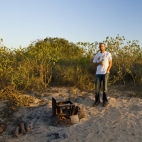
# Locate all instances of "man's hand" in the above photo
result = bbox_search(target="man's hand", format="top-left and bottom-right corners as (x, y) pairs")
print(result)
(106, 60), (112, 74)
(99, 61), (104, 66)
(106, 70), (110, 74)
(94, 61), (104, 66)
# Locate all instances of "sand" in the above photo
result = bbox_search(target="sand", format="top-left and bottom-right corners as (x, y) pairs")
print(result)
(0, 86), (142, 142)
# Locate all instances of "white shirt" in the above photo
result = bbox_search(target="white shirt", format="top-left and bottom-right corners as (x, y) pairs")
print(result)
(93, 51), (112, 74)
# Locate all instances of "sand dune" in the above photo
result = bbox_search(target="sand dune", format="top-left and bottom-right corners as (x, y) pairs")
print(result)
(0, 87), (142, 142)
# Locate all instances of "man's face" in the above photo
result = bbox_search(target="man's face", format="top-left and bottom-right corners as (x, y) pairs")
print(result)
(99, 43), (105, 52)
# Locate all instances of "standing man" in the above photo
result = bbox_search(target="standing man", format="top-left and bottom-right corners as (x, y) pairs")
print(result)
(93, 43), (112, 107)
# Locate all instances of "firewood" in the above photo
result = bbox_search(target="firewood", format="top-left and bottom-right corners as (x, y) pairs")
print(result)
(57, 104), (75, 107)
(19, 123), (26, 134)
(52, 114), (60, 126)
(64, 110), (70, 118)
(71, 105), (76, 115)
(74, 106), (80, 115)
(14, 126), (19, 137)
(24, 122), (31, 132)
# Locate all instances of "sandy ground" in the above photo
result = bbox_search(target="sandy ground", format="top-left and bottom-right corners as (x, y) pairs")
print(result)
(0, 86), (142, 142)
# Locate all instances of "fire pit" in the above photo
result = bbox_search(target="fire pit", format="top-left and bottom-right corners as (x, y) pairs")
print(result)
(52, 97), (85, 126)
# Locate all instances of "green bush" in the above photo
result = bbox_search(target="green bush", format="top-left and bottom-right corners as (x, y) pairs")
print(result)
(0, 36), (141, 98)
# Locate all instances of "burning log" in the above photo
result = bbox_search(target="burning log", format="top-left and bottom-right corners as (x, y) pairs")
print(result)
(52, 97), (74, 117)
(52, 97), (85, 126)
(60, 115), (66, 120)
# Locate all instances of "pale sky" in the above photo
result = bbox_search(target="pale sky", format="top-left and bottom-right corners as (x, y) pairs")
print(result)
(0, 0), (142, 48)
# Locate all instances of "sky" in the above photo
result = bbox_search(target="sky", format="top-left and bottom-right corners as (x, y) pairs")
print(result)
(0, 0), (142, 48)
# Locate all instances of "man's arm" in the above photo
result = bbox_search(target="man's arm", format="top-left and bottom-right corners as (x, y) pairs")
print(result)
(106, 60), (112, 73)
(93, 54), (104, 66)
(94, 61), (103, 66)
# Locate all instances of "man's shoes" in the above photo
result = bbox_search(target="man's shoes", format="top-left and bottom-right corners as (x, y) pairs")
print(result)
(93, 100), (100, 107)
(93, 93), (100, 107)
(103, 101), (109, 107)
(102, 92), (109, 107)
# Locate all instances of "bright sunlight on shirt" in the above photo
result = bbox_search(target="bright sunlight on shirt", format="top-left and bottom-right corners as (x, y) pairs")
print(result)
(93, 51), (112, 74)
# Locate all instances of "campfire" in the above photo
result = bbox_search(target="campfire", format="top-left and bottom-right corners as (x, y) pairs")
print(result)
(52, 97), (85, 126)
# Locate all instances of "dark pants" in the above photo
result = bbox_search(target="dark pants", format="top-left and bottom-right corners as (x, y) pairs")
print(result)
(95, 73), (109, 101)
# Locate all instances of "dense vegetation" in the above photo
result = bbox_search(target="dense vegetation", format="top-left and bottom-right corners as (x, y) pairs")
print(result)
(0, 35), (142, 112)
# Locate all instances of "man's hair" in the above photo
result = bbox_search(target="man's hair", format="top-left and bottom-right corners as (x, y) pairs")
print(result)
(99, 42), (106, 47)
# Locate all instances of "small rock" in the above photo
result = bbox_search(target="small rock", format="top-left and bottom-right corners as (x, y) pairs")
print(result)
(78, 109), (85, 119)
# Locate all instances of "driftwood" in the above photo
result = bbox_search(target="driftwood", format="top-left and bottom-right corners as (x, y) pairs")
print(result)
(14, 126), (20, 137)
(13, 121), (31, 137)
(19, 123), (26, 134)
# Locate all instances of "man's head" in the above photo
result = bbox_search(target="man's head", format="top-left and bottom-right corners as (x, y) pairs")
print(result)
(99, 43), (106, 53)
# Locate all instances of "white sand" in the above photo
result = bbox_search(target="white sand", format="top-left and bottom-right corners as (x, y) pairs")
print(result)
(0, 87), (142, 142)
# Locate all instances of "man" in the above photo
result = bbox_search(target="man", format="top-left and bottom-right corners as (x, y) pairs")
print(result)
(93, 43), (112, 107)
